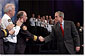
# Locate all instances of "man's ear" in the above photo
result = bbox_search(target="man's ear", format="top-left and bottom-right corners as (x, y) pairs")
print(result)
(61, 16), (63, 19)
(9, 10), (12, 14)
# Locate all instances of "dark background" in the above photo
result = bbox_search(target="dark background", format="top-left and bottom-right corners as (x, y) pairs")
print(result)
(19, 0), (83, 26)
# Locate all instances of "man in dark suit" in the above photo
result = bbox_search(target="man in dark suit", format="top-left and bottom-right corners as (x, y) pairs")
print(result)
(15, 11), (41, 54)
(39, 11), (80, 54)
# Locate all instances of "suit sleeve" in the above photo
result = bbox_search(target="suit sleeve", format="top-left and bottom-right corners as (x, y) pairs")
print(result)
(20, 25), (38, 41)
(71, 21), (80, 47)
(45, 26), (55, 43)
(0, 29), (9, 38)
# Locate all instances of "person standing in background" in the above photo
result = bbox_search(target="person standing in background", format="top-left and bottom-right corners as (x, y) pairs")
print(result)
(76, 22), (83, 54)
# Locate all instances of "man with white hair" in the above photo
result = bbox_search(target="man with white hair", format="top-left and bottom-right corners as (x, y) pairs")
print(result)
(1, 3), (22, 54)
(0, 19), (14, 54)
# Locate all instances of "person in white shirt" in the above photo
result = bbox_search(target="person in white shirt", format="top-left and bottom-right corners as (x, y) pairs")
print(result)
(1, 3), (22, 54)
(40, 16), (46, 28)
(36, 15), (41, 27)
(46, 19), (53, 32)
(29, 13), (36, 26)
(46, 15), (49, 22)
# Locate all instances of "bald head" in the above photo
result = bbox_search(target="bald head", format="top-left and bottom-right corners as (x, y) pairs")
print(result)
(17, 11), (27, 22)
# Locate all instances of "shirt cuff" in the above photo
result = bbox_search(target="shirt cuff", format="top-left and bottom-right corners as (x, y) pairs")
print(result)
(33, 35), (38, 41)
(15, 26), (20, 30)
(2, 29), (9, 37)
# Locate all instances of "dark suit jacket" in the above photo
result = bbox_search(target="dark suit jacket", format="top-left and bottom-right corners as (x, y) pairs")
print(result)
(0, 28), (9, 54)
(15, 24), (37, 54)
(45, 20), (80, 54)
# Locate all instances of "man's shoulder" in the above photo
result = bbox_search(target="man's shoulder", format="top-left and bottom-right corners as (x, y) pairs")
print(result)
(2, 14), (10, 20)
(52, 24), (57, 28)
(64, 20), (74, 23)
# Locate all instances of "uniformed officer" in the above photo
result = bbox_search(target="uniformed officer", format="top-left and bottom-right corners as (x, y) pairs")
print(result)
(36, 15), (41, 27)
(0, 23), (14, 54)
(29, 13), (36, 26)
(29, 13), (37, 34)
(46, 19), (53, 32)
(15, 11), (42, 54)
(40, 16), (46, 28)
(1, 3), (22, 54)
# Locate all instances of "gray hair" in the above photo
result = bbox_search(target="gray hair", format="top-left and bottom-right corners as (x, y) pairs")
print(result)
(55, 11), (64, 19)
(4, 3), (15, 13)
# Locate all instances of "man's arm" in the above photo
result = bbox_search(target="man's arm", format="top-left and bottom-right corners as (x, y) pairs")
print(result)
(39, 26), (55, 43)
(0, 24), (14, 38)
(71, 21), (80, 52)
(44, 26), (55, 43)
(0, 29), (9, 38)
(11, 19), (23, 35)
(20, 25), (39, 41)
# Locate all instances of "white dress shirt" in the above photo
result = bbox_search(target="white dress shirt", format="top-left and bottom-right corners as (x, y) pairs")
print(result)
(36, 19), (41, 27)
(1, 14), (20, 43)
(29, 17), (36, 26)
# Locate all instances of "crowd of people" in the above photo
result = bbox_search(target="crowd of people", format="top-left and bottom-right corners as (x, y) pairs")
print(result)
(29, 14), (54, 33)
(0, 3), (83, 54)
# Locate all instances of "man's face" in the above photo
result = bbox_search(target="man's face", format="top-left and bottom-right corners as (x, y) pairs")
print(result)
(23, 12), (27, 22)
(42, 16), (45, 20)
(10, 6), (15, 17)
(38, 15), (40, 19)
(55, 13), (61, 23)
(46, 16), (48, 19)
(32, 14), (35, 17)
(77, 22), (80, 27)
(49, 16), (51, 19)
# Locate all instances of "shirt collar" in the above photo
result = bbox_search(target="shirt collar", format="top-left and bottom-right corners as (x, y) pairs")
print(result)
(4, 14), (11, 19)
(61, 20), (64, 25)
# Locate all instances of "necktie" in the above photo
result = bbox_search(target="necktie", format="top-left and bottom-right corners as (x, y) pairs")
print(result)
(60, 24), (64, 37)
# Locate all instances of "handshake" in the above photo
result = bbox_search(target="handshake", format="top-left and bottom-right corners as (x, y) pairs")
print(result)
(39, 36), (45, 42)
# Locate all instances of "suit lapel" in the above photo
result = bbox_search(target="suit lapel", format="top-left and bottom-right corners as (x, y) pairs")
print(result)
(64, 20), (67, 38)
(55, 23), (63, 37)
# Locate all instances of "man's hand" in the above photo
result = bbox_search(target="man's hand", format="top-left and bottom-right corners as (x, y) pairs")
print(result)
(9, 30), (15, 35)
(39, 36), (45, 42)
(16, 19), (23, 27)
(76, 46), (80, 52)
(6, 24), (15, 31)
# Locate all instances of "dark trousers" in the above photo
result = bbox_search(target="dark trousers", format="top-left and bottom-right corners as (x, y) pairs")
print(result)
(4, 42), (16, 54)
(59, 46), (69, 54)
(57, 41), (69, 54)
